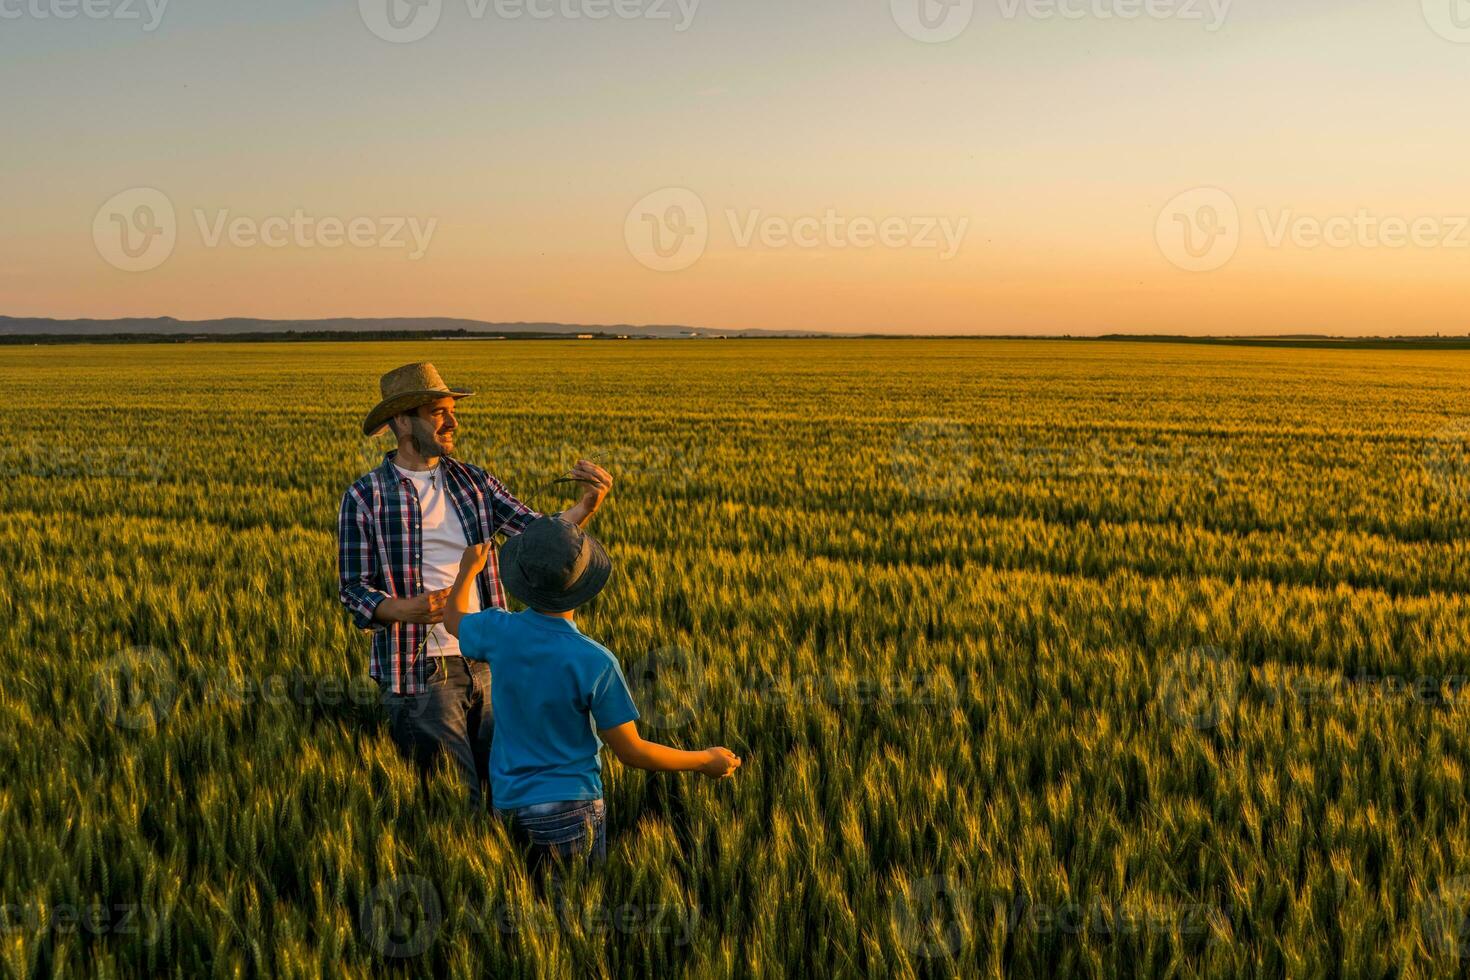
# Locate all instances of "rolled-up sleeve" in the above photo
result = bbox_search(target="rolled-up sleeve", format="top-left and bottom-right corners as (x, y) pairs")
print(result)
(337, 486), (390, 630)
(485, 474), (541, 537)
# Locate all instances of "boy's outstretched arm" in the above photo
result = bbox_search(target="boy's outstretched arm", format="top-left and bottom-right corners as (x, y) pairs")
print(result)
(445, 543), (491, 639)
(598, 722), (742, 779)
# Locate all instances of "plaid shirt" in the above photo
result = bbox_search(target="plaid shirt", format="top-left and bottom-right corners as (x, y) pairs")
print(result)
(337, 451), (540, 694)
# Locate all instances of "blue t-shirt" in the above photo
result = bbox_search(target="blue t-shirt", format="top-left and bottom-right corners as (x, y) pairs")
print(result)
(458, 609), (640, 810)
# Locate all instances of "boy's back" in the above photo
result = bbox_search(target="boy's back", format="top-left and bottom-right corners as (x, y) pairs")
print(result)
(458, 607), (639, 810)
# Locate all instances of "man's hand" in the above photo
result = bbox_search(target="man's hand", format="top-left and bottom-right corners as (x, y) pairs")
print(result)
(697, 747), (742, 779)
(460, 542), (492, 574)
(571, 459), (613, 503)
(560, 459), (613, 528)
(375, 588), (450, 625)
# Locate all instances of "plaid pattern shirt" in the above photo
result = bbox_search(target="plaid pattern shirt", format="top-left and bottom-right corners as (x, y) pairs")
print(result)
(337, 451), (541, 695)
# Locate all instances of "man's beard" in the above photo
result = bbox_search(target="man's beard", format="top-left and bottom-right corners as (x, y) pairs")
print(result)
(410, 426), (453, 458)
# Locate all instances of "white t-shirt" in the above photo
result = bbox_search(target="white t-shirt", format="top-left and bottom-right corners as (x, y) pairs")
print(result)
(394, 462), (481, 658)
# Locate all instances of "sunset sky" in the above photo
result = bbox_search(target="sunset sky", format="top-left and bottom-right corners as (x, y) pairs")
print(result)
(3, 0), (1467, 335)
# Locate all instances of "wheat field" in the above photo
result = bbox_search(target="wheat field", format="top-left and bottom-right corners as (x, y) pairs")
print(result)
(3, 339), (1470, 978)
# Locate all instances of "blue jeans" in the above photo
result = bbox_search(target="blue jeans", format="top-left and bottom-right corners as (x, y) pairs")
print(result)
(495, 799), (607, 877)
(378, 656), (494, 808)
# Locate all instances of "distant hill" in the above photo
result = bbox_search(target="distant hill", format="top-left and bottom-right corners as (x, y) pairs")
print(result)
(0, 316), (826, 340)
(4, 318), (1469, 349)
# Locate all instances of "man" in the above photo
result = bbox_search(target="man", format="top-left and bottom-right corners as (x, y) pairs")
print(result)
(337, 362), (612, 808)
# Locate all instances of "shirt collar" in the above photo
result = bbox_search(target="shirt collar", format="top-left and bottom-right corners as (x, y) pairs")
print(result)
(381, 450), (458, 482)
(523, 610), (581, 634)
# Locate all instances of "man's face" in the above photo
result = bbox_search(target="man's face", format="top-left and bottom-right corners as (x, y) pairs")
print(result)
(398, 397), (459, 457)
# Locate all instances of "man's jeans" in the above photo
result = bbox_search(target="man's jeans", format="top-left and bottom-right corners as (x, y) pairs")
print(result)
(378, 656), (493, 808)
(495, 799), (607, 878)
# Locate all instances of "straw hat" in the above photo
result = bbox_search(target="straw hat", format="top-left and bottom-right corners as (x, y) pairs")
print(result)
(362, 362), (474, 437)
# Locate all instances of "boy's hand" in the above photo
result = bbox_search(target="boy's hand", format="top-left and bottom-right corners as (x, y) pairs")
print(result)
(697, 747), (742, 779)
(460, 542), (492, 573)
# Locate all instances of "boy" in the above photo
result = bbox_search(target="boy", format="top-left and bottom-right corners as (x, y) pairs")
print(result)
(444, 516), (741, 872)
